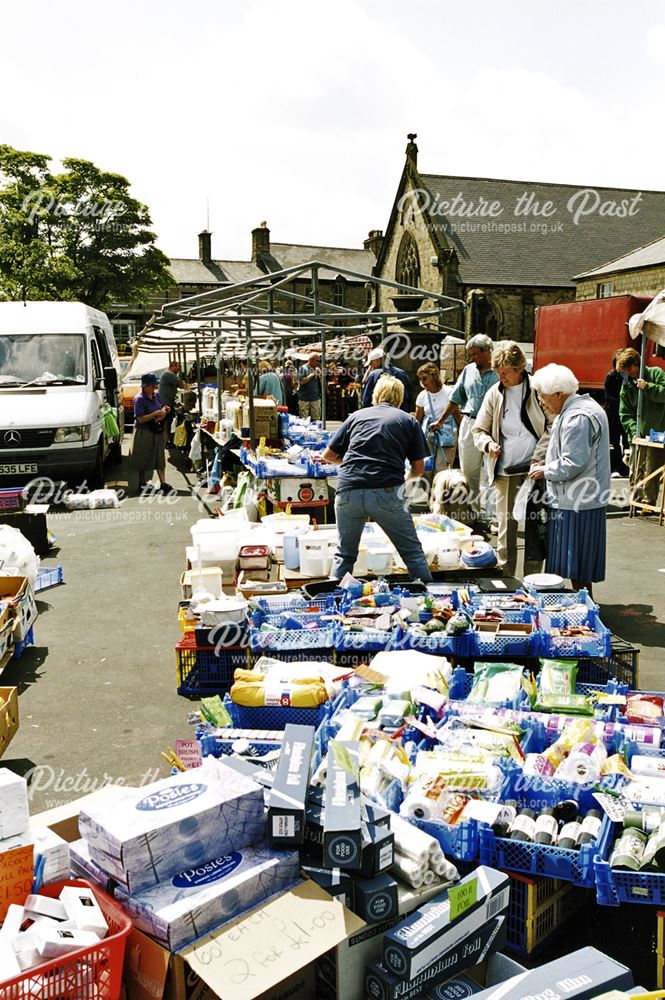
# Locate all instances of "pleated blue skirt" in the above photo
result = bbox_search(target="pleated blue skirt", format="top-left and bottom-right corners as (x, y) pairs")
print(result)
(546, 506), (607, 583)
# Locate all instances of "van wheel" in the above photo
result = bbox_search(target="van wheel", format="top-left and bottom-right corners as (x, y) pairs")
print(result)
(89, 442), (106, 489)
(108, 440), (123, 465)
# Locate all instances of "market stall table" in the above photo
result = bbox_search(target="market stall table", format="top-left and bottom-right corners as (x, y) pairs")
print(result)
(628, 436), (665, 524)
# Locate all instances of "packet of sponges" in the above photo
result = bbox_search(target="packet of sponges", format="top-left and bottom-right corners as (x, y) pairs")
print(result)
(538, 659), (578, 696)
(624, 693), (664, 725)
(534, 693), (594, 715)
(230, 668), (329, 707)
(542, 717), (596, 770)
(467, 662), (524, 706)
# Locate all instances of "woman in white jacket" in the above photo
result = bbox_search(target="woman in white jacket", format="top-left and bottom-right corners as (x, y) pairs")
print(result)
(473, 342), (552, 577)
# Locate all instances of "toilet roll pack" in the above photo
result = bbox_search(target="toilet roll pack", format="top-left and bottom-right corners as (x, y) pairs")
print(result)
(78, 759), (265, 894)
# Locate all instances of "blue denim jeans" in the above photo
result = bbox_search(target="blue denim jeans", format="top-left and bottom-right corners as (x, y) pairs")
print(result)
(332, 487), (433, 582)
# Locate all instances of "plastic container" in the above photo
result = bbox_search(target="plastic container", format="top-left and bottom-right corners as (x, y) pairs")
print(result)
(366, 546), (394, 575)
(299, 534), (336, 577)
(190, 518), (244, 562)
(539, 610), (611, 658)
(186, 567), (224, 600)
(34, 565), (64, 591)
(352, 545), (368, 578)
(0, 878), (132, 1000)
(504, 873), (584, 957)
(283, 526), (309, 571)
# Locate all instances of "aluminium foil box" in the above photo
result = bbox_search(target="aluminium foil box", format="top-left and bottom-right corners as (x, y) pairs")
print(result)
(469, 947), (633, 1000)
(115, 841), (300, 952)
(382, 867), (509, 981)
(267, 724), (315, 848)
(79, 759), (265, 894)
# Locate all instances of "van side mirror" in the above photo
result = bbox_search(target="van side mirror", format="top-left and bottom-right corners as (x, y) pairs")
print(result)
(103, 366), (118, 391)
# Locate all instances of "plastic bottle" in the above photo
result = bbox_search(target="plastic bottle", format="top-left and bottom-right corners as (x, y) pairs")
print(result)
(558, 812), (582, 850)
(509, 807), (536, 842)
(492, 800), (518, 838)
(534, 808), (558, 846)
(578, 809), (603, 846)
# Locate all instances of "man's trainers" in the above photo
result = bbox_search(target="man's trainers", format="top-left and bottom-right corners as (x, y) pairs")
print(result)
(138, 482), (155, 496)
(160, 482), (177, 496)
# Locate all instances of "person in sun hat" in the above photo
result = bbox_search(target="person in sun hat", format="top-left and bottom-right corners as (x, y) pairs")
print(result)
(129, 373), (175, 496)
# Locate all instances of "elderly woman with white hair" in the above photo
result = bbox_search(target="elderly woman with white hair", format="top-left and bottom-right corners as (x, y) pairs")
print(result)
(529, 364), (611, 594)
(472, 341), (552, 577)
(320, 374), (433, 582)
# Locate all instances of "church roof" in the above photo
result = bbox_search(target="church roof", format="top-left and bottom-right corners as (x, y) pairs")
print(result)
(419, 173), (665, 288)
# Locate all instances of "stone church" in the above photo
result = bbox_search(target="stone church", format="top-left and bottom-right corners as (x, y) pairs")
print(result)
(371, 136), (665, 341)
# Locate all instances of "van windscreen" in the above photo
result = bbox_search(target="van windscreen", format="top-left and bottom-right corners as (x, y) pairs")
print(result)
(0, 334), (87, 386)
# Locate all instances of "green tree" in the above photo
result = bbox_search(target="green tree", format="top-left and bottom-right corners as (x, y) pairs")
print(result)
(0, 144), (173, 308)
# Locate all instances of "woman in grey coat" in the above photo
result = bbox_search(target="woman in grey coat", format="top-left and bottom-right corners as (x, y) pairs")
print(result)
(529, 364), (611, 595)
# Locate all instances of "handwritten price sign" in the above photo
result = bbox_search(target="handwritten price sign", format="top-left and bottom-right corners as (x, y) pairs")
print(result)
(0, 844), (33, 921)
(183, 881), (353, 1000)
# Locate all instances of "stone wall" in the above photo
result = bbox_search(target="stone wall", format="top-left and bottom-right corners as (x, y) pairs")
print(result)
(575, 265), (665, 300)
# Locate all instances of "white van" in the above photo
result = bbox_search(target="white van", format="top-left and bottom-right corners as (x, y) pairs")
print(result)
(0, 301), (125, 486)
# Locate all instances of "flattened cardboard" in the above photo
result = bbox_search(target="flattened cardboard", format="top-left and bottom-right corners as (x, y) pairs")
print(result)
(181, 880), (357, 1000)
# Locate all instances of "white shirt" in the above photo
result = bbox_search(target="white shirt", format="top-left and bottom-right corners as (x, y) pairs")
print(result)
(496, 384), (537, 475)
(416, 386), (453, 425)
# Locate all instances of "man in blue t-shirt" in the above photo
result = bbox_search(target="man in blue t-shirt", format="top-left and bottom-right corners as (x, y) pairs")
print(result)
(320, 374), (432, 582)
(298, 352), (322, 420)
(361, 347), (411, 412)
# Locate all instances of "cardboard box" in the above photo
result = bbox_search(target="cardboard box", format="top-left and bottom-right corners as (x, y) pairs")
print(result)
(267, 725), (315, 848)
(469, 947), (633, 1000)
(0, 687), (19, 758)
(382, 867), (510, 981)
(242, 400), (278, 439)
(0, 620), (14, 675)
(268, 479), (329, 504)
(0, 577), (38, 642)
(365, 915), (507, 1000)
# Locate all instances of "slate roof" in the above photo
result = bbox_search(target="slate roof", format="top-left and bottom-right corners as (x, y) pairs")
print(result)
(574, 234), (665, 279)
(419, 174), (665, 288)
(168, 243), (375, 289)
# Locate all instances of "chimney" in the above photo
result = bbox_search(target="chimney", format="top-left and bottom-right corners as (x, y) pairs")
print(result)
(405, 133), (418, 167)
(198, 229), (212, 264)
(364, 230), (384, 258)
(251, 221), (270, 262)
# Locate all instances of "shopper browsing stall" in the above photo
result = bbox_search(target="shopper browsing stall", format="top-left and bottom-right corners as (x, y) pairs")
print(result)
(439, 334), (498, 520)
(319, 375), (433, 582)
(257, 360), (284, 405)
(472, 341), (552, 577)
(529, 364), (610, 595)
(414, 363), (457, 473)
(361, 346), (411, 412)
(298, 352), (322, 420)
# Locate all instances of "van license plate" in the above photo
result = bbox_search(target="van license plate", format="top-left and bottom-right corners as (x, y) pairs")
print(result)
(0, 464), (38, 475)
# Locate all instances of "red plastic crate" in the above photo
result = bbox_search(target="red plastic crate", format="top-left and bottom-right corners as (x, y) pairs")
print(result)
(0, 879), (131, 1000)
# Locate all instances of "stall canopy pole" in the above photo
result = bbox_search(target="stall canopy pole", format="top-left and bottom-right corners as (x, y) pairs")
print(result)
(194, 333), (202, 421)
(312, 265), (326, 428)
(216, 319), (224, 427)
(245, 316), (256, 450)
(637, 333), (647, 437)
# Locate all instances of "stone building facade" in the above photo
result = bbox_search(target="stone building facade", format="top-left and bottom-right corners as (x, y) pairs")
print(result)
(372, 137), (665, 343)
(574, 235), (665, 301)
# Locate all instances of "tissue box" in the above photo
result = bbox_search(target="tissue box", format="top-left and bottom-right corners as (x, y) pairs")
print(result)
(79, 760), (265, 894)
(69, 839), (116, 894)
(115, 841), (300, 952)
(0, 820), (69, 884)
(0, 769), (29, 838)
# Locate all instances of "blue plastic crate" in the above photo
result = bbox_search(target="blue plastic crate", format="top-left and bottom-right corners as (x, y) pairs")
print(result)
(176, 636), (249, 698)
(472, 623), (539, 658)
(35, 565), (64, 591)
(398, 626), (474, 657)
(12, 626), (35, 660)
(479, 812), (611, 887)
(224, 693), (330, 731)
(333, 624), (397, 653)
(533, 589), (600, 615)
(595, 800), (665, 906)
(539, 611), (611, 659)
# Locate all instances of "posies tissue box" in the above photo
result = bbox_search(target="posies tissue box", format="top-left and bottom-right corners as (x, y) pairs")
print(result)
(78, 760), (265, 894)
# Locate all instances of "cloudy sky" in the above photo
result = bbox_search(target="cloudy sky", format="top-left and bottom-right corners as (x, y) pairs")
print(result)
(2, 0), (664, 262)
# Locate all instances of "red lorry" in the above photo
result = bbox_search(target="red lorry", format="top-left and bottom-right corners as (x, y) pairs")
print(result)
(533, 294), (665, 398)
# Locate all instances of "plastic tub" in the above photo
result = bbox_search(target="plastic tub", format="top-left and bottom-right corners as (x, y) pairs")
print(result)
(299, 534), (336, 577)
(366, 546), (393, 575)
(283, 527), (309, 570)
(352, 545), (368, 578)
(186, 567), (223, 599)
(190, 519), (242, 562)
